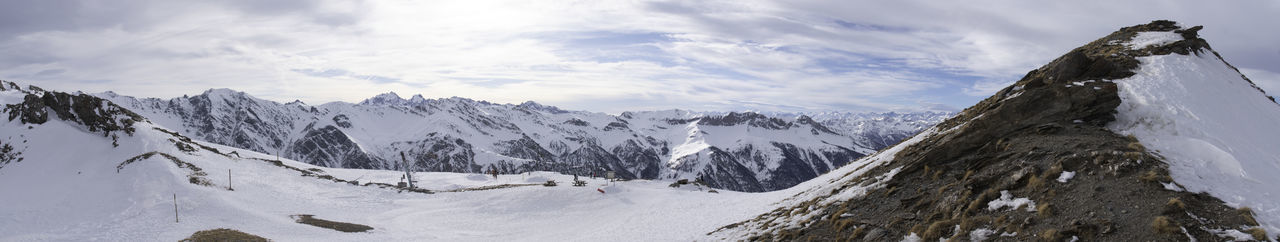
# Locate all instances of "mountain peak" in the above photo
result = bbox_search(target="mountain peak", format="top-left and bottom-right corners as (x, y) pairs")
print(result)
(714, 21), (1276, 241)
(201, 88), (242, 96)
(374, 91), (401, 99)
(517, 100), (569, 114)
(408, 94), (427, 103)
(359, 92), (405, 105)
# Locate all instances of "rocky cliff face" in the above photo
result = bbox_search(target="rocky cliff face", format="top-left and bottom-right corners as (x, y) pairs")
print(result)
(711, 21), (1273, 241)
(4, 84), (143, 137)
(0, 80), (147, 169)
(98, 90), (949, 192)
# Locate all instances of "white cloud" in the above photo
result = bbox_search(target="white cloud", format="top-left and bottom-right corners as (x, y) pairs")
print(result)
(0, 0), (1277, 113)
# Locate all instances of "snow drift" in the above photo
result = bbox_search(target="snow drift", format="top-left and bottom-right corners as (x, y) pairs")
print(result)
(1109, 38), (1280, 236)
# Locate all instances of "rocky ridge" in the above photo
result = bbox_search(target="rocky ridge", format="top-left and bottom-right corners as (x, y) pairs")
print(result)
(93, 88), (950, 192)
(710, 21), (1274, 241)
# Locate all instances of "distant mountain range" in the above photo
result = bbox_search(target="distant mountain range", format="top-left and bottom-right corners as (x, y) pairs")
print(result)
(93, 89), (948, 192)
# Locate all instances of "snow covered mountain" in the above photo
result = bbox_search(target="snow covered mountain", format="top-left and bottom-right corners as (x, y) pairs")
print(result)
(0, 81), (782, 240)
(94, 90), (948, 192)
(785, 111), (951, 149)
(711, 21), (1280, 241)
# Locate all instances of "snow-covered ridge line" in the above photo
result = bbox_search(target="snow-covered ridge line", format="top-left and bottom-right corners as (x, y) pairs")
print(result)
(85, 84), (949, 192)
(1109, 44), (1280, 238)
(707, 20), (1280, 241)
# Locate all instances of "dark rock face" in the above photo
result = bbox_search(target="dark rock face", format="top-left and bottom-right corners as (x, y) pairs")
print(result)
(494, 135), (557, 164)
(717, 21), (1264, 241)
(332, 115), (352, 128)
(690, 147), (764, 192)
(560, 144), (638, 179)
(517, 101), (569, 114)
(562, 118), (589, 126)
(699, 112), (790, 129)
(0, 81), (145, 170)
(287, 126), (382, 169)
(393, 135), (480, 173)
(6, 94), (47, 124)
(611, 139), (662, 179)
(763, 143), (829, 190)
(0, 141), (23, 169)
(4, 88), (143, 136)
(171, 90), (293, 155)
(794, 115), (837, 135)
(603, 122), (629, 131)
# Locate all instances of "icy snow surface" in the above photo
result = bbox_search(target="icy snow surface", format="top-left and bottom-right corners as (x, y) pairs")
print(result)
(986, 190), (1036, 212)
(1056, 171), (1075, 183)
(1127, 31), (1184, 50)
(901, 233), (922, 242)
(1109, 50), (1280, 236)
(0, 90), (24, 105)
(1207, 228), (1255, 241)
(969, 228), (996, 242)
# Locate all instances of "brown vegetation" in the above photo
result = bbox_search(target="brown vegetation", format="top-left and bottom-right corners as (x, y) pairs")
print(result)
(180, 228), (268, 242)
(291, 214), (373, 233)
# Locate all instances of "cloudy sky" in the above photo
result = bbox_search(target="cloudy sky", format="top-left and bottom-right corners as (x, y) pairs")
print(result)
(2, 0), (1277, 114)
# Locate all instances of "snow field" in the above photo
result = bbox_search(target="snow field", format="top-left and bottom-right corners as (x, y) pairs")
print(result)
(0, 120), (779, 241)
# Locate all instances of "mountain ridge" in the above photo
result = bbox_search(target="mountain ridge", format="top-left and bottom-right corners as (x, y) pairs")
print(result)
(91, 86), (950, 192)
(711, 20), (1279, 241)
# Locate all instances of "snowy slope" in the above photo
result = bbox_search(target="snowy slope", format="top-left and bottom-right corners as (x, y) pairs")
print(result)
(96, 90), (946, 192)
(1108, 39), (1280, 236)
(0, 83), (788, 241)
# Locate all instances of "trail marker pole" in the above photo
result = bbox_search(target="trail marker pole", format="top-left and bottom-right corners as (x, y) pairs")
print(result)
(228, 169), (232, 190)
(173, 193), (179, 223)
